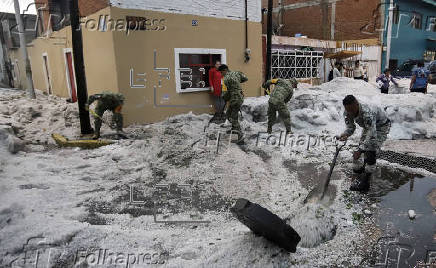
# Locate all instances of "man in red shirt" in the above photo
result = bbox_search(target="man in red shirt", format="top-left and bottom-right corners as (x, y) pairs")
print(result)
(209, 61), (225, 121)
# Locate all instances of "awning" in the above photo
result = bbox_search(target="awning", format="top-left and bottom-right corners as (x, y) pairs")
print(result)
(421, 0), (436, 7)
(427, 38), (436, 51)
(324, 50), (361, 60)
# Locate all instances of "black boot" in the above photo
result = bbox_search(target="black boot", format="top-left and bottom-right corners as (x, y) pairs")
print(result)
(350, 172), (371, 192)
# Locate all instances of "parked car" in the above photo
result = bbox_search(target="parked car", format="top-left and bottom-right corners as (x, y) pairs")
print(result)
(428, 60), (436, 84)
(391, 60), (427, 78)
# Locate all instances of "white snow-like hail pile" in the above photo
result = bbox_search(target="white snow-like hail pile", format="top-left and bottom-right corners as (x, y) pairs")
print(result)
(0, 79), (435, 267)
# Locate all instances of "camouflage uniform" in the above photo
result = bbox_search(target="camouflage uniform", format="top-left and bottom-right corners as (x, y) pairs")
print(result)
(222, 71), (248, 133)
(342, 102), (391, 173)
(87, 92), (125, 138)
(264, 78), (297, 133)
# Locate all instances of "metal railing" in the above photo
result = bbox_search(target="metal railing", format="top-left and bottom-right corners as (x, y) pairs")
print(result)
(271, 49), (324, 79)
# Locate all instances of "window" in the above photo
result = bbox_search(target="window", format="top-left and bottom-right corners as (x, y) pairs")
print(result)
(393, 5), (400, 24)
(174, 48), (226, 93)
(427, 16), (436, 32)
(409, 12), (422, 29)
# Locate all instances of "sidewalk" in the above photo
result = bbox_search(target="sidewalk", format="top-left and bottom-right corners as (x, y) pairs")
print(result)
(384, 139), (436, 159)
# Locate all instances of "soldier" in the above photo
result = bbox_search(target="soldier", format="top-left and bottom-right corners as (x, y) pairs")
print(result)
(338, 95), (391, 192)
(218, 64), (247, 142)
(85, 92), (125, 139)
(263, 78), (298, 134)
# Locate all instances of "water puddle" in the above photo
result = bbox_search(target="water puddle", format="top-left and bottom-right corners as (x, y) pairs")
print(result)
(366, 166), (436, 267)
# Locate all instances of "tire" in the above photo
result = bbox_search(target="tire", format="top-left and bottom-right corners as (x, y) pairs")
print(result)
(231, 198), (301, 252)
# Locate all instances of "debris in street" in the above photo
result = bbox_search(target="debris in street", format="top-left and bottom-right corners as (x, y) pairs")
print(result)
(51, 133), (113, 149)
(408, 209), (416, 220)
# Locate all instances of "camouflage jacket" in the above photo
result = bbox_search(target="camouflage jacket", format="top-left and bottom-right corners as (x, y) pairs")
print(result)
(265, 78), (296, 105)
(88, 92), (125, 109)
(342, 102), (389, 151)
(222, 71), (248, 104)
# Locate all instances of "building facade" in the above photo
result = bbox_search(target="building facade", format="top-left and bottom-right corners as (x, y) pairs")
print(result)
(28, 0), (263, 125)
(382, 0), (436, 69)
(261, 0), (384, 41)
(0, 13), (37, 88)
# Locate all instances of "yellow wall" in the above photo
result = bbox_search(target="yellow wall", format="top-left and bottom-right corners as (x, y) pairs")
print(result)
(109, 7), (263, 125)
(27, 6), (263, 126)
(28, 7), (118, 98)
(28, 27), (73, 98)
(81, 7), (119, 96)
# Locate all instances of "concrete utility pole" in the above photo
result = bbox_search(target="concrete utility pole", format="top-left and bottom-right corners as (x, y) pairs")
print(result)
(385, 0), (394, 69)
(13, 0), (36, 98)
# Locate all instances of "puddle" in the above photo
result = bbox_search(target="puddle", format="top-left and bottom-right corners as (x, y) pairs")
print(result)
(367, 166), (436, 266)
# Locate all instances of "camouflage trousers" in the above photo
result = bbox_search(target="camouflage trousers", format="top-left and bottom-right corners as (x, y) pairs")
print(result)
(354, 121), (391, 173)
(226, 100), (243, 132)
(267, 101), (291, 132)
(93, 103), (123, 136)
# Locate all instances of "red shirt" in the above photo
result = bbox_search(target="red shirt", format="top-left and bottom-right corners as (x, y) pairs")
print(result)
(209, 67), (222, 97)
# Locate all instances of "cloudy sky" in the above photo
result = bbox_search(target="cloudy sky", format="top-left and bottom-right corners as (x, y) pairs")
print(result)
(0, 0), (36, 14)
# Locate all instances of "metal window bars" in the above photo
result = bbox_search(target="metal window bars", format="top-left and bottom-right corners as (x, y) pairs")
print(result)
(270, 49), (324, 80)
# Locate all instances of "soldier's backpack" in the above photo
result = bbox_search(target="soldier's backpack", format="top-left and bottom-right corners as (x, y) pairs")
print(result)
(231, 198), (301, 252)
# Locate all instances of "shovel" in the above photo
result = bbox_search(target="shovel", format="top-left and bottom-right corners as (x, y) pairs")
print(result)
(303, 140), (347, 204)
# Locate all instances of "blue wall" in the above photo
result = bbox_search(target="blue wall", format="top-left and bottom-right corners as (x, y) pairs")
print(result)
(382, 0), (436, 68)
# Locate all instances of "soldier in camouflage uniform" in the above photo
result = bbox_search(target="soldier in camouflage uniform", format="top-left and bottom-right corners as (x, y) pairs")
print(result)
(263, 78), (298, 134)
(338, 95), (391, 192)
(85, 92), (125, 139)
(218, 64), (247, 140)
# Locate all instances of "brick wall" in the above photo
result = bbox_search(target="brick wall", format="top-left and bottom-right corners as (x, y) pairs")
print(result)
(262, 0), (383, 41)
(36, 0), (109, 33)
(79, 0), (109, 17)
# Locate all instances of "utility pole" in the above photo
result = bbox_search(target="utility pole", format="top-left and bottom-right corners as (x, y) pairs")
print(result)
(13, 0), (36, 98)
(265, 0), (273, 94)
(385, 0), (394, 69)
(69, 0), (93, 134)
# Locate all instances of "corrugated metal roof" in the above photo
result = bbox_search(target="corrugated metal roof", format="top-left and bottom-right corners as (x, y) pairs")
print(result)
(421, 0), (436, 7)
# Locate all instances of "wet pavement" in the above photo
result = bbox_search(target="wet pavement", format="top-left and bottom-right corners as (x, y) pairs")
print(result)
(367, 166), (436, 267)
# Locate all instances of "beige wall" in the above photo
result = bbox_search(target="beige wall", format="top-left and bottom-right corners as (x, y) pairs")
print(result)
(27, 7), (264, 126)
(28, 7), (118, 98)
(81, 7), (119, 96)
(109, 7), (263, 125)
(28, 27), (73, 98)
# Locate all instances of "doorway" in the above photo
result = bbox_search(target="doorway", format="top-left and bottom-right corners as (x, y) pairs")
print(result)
(42, 53), (52, 94)
(64, 49), (77, 102)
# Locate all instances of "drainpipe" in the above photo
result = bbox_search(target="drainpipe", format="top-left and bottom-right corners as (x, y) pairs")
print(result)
(385, 0), (394, 69)
(244, 0), (250, 62)
(278, 0), (284, 36)
(265, 0), (273, 92)
(330, 1), (336, 40)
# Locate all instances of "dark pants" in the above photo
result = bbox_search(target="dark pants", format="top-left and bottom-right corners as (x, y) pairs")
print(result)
(411, 87), (426, 93)
(381, 87), (389, 94)
(213, 95), (226, 114)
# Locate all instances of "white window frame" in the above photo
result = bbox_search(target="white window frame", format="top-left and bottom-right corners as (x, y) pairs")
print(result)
(42, 52), (52, 94)
(63, 48), (77, 99)
(174, 48), (226, 93)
